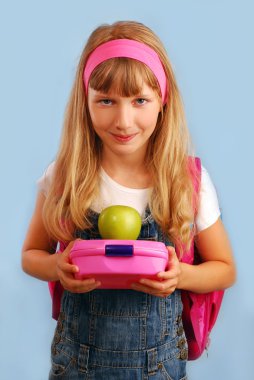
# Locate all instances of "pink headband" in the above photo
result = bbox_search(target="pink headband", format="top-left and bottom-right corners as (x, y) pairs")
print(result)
(83, 39), (168, 104)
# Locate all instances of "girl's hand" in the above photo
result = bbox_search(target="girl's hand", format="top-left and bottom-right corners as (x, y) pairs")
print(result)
(131, 246), (181, 297)
(56, 240), (101, 293)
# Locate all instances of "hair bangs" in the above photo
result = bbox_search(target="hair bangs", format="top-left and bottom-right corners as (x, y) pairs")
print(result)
(89, 58), (161, 98)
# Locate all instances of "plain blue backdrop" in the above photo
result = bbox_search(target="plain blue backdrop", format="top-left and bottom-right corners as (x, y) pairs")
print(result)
(1, 0), (253, 379)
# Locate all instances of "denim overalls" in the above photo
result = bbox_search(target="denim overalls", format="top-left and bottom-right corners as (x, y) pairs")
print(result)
(49, 208), (188, 380)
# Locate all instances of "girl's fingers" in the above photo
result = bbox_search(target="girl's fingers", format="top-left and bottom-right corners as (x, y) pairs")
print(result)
(62, 240), (76, 257)
(60, 275), (101, 293)
(57, 239), (102, 293)
(132, 277), (177, 292)
(57, 240), (79, 274)
(131, 247), (180, 297)
(167, 245), (176, 254)
(131, 282), (175, 297)
(157, 271), (178, 280)
(138, 278), (168, 290)
(166, 246), (178, 264)
(59, 261), (79, 274)
(157, 246), (181, 280)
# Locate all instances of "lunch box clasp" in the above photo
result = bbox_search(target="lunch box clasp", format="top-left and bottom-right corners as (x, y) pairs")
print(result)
(105, 245), (133, 257)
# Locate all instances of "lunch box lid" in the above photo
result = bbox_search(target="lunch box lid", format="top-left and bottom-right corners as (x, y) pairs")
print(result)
(70, 239), (168, 259)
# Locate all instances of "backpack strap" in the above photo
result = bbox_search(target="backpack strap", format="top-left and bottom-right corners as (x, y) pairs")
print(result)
(48, 241), (66, 320)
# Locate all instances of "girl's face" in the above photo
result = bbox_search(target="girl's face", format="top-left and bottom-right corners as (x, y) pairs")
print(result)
(88, 83), (161, 162)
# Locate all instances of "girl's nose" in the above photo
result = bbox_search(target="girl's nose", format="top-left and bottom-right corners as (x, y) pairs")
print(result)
(115, 103), (133, 130)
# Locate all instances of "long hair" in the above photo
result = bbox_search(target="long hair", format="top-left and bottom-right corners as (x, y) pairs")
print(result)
(43, 21), (200, 254)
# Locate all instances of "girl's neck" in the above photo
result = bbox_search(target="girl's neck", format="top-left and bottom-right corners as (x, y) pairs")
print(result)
(101, 151), (152, 189)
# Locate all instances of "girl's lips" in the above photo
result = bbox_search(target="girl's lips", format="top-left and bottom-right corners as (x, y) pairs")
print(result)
(111, 133), (138, 142)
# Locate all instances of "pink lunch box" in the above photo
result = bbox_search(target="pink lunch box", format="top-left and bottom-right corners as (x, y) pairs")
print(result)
(69, 240), (169, 289)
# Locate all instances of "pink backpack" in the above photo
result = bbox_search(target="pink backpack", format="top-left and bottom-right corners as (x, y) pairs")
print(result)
(181, 277), (224, 360)
(48, 240), (66, 321)
(48, 157), (224, 360)
(179, 157), (224, 360)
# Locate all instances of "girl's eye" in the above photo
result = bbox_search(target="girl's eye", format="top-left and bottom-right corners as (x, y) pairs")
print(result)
(135, 98), (147, 105)
(99, 99), (112, 105)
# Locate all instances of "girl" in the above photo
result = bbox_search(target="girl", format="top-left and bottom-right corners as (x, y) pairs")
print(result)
(22, 21), (236, 379)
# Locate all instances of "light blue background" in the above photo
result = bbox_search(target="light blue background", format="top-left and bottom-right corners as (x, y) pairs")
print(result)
(1, 0), (253, 379)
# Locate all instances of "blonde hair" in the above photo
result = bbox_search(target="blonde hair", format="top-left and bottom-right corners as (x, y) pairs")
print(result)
(43, 21), (199, 254)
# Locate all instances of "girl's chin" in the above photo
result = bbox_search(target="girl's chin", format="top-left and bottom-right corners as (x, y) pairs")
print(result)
(103, 143), (148, 160)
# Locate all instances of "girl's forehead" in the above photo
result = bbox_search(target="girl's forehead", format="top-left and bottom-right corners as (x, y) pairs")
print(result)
(89, 82), (157, 97)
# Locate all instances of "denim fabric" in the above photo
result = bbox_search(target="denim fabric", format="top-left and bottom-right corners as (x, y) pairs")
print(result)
(49, 208), (188, 380)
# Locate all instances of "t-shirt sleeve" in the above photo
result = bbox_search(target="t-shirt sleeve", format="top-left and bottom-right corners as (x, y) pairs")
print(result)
(36, 161), (55, 196)
(195, 165), (221, 234)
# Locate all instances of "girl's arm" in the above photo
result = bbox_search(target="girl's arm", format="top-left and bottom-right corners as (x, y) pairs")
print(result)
(178, 217), (236, 293)
(22, 192), (101, 292)
(22, 191), (59, 281)
(131, 218), (236, 296)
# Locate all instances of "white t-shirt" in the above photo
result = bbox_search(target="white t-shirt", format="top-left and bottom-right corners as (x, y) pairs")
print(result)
(37, 161), (221, 234)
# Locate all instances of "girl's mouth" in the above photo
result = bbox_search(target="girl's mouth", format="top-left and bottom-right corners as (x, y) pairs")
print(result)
(111, 133), (138, 142)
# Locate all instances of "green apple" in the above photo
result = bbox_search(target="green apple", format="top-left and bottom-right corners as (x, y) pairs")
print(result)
(98, 205), (142, 240)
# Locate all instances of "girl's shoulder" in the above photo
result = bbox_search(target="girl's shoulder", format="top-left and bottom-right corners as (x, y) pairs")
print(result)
(36, 161), (55, 196)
